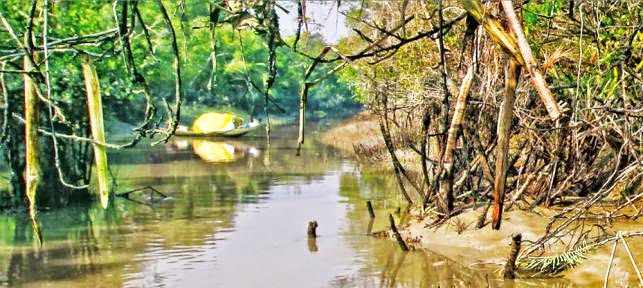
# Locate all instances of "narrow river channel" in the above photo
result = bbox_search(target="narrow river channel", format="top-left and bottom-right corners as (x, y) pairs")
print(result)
(0, 125), (569, 287)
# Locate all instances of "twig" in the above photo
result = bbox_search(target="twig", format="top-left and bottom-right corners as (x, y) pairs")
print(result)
(153, 0), (182, 144)
(603, 235), (618, 288)
(12, 113), (124, 149)
(619, 233), (643, 285)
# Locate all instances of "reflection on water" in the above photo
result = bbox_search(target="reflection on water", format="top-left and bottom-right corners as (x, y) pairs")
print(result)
(0, 126), (579, 287)
(168, 139), (260, 164)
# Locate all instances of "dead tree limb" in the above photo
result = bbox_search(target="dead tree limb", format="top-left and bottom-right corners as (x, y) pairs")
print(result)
(389, 213), (409, 251)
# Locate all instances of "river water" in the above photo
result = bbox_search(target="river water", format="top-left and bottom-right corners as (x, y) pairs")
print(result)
(0, 125), (587, 287)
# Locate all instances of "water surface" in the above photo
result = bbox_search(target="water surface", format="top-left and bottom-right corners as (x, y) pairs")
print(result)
(0, 126), (575, 287)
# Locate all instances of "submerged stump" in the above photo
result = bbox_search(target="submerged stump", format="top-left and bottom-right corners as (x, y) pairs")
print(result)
(307, 220), (318, 238)
(307, 220), (319, 253)
(503, 233), (522, 279)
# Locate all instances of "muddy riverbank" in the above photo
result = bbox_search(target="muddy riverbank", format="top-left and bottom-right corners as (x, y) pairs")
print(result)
(321, 114), (643, 286)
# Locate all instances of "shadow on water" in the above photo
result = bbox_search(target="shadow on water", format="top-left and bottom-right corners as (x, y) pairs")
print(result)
(0, 126), (574, 287)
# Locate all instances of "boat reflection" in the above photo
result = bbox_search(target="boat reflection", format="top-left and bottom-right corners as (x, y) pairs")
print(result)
(191, 139), (260, 163)
(166, 139), (260, 164)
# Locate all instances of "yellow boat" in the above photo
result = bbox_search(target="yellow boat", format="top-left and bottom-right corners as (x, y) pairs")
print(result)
(174, 112), (263, 137)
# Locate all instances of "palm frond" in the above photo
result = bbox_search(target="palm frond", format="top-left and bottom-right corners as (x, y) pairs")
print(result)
(518, 242), (593, 275)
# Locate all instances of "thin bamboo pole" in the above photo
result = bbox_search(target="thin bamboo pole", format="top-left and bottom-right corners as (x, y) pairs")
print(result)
(81, 54), (111, 209)
(492, 57), (521, 230)
(24, 43), (41, 242)
(207, 4), (218, 92)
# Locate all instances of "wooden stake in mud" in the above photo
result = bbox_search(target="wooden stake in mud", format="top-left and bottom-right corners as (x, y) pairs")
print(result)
(81, 54), (111, 209)
(492, 57), (521, 230)
(389, 214), (409, 251)
(366, 218), (375, 235)
(366, 201), (375, 234)
(503, 233), (522, 279)
(307, 236), (319, 253)
(476, 200), (491, 229)
(366, 200), (375, 218)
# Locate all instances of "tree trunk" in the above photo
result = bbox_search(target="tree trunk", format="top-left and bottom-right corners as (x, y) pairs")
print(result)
(437, 65), (475, 213)
(81, 54), (111, 209)
(377, 82), (413, 204)
(491, 57), (520, 230)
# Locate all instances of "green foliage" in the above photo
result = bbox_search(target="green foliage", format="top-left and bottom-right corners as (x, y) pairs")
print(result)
(0, 0), (358, 130)
(132, 1), (358, 121)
